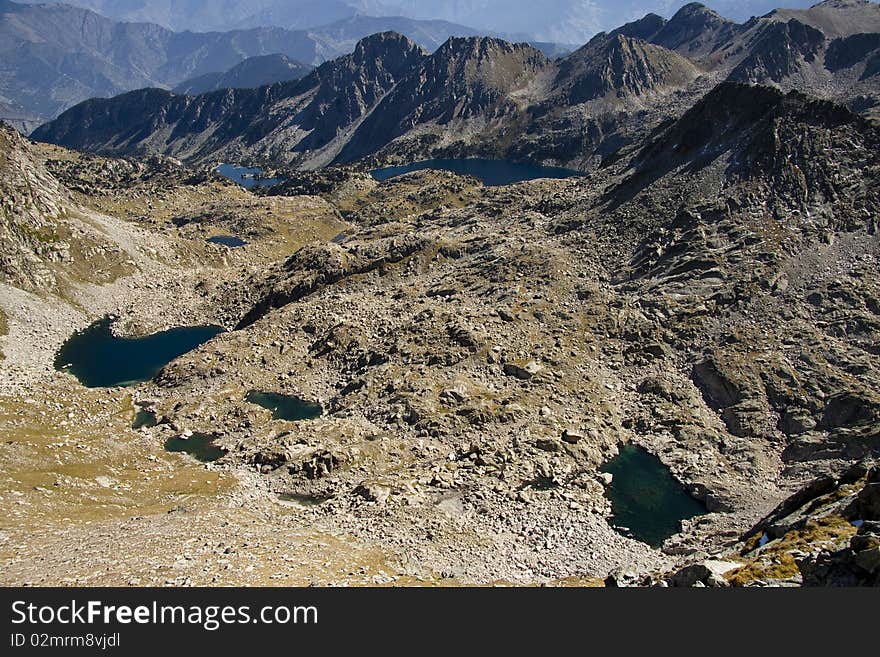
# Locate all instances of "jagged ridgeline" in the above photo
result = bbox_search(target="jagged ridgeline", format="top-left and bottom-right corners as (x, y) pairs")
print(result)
(31, 1), (880, 171)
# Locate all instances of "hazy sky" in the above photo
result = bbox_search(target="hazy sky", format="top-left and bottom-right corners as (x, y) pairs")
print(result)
(16, 0), (827, 42)
(359, 1), (822, 41)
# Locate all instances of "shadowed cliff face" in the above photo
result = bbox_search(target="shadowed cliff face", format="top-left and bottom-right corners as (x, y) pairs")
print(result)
(337, 37), (551, 163)
(729, 19), (827, 84)
(294, 32), (428, 151)
(31, 33), (427, 165)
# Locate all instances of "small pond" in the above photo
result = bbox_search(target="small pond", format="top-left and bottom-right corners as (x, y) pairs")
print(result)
(601, 444), (708, 547)
(208, 235), (247, 248)
(370, 158), (584, 187)
(164, 433), (227, 462)
(55, 318), (223, 388)
(216, 163), (282, 189)
(245, 390), (323, 421)
(132, 409), (158, 430)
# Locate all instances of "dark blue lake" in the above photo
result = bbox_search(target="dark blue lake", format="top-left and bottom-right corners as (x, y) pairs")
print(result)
(370, 159), (583, 187)
(208, 235), (247, 248)
(245, 390), (322, 421)
(55, 318), (223, 388)
(601, 444), (708, 547)
(216, 163), (282, 189)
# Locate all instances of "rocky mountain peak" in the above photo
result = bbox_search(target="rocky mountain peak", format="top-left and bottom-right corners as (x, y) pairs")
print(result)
(613, 13), (668, 42)
(670, 3), (725, 23)
(310, 31), (427, 92)
(652, 2), (739, 53)
(412, 35), (549, 96)
(556, 34), (699, 105)
(350, 31), (427, 64)
(335, 35), (550, 163)
(729, 18), (826, 84)
(433, 35), (548, 67)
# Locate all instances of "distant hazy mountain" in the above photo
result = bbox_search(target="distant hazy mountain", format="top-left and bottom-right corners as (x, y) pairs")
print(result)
(173, 55), (314, 95)
(234, 0), (361, 30)
(0, 0), (489, 125)
(0, 0), (322, 123)
(13, 0), (303, 32)
(19, 0), (823, 43)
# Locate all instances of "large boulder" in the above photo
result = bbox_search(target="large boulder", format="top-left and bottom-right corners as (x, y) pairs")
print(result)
(670, 560), (741, 587)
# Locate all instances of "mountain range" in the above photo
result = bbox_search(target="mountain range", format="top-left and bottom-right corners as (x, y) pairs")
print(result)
(32, 1), (880, 171)
(16, 0), (824, 43)
(0, 0), (487, 127)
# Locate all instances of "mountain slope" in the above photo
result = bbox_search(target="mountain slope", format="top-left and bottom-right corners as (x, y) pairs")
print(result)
(613, 3), (741, 58)
(33, 33), (427, 166)
(14, 0), (353, 32)
(627, 81), (880, 220)
(172, 55), (314, 95)
(0, 0), (320, 122)
(0, 121), (135, 292)
(615, 1), (880, 116)
(728, 18), (827, 84)
(338, 37), (550, 162)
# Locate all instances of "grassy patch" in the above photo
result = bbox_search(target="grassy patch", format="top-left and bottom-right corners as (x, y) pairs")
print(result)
(0, 387), (232, 529)
(727, 515), (856, 586)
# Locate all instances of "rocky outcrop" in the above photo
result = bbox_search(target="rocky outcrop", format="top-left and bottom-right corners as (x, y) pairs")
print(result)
(0, 122), (133, 291)
(236, 233), (432, 328)
(723, 462), (879, 587)
(729, 19), (826, 85)
(629, 82), (880, 224)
